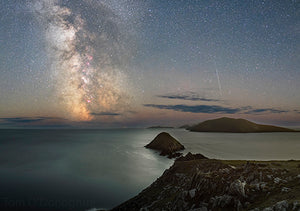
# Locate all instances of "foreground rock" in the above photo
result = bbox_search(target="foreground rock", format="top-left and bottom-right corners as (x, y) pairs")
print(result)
(176, 152), (208, 161)
(145, 132), (184, 158)
(113, 153), (300, 210)
(189, 117), (295, 133)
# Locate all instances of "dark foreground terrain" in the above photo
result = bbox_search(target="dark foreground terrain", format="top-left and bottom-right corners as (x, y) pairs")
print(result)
(113, 153), (300, 211)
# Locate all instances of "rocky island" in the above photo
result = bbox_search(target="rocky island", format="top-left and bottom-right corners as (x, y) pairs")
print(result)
(145, 132), (185, 158)
(113, 153), (300, 211)
(188, 117), (295, 133)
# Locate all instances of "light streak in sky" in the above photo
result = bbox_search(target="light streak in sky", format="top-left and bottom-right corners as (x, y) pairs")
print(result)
(214, 60), (222, 96)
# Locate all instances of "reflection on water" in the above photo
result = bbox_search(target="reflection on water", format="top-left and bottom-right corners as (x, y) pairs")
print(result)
(0, 129), (299, 210)
(168, 129), (300, 160)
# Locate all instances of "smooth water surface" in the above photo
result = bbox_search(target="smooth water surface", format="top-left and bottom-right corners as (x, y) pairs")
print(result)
(0, 129), (299, 210)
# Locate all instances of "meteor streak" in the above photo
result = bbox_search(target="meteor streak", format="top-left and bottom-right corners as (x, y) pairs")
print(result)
(214, 61), (222, 96)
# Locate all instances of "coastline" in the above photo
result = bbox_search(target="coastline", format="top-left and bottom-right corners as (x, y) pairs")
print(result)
(113, 153), (300, 210)
(1, 129), (300, 210)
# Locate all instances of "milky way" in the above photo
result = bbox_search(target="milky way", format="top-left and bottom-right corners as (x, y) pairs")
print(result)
(32, 0), (131, 121)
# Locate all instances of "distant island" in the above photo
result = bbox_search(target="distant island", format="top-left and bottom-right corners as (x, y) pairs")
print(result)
(178, 124), (191, 129)
(145, 132), (184, 158)
(188, 117), (295, 133)
(147, 126), (174, 129)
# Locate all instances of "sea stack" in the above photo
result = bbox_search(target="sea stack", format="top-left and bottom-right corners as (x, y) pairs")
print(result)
(145, 132), (185, 158)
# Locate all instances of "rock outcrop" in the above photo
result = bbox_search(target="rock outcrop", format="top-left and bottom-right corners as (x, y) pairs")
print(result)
(145, 132), (184, 158)
(188, 117), (295, 133)
(176, 152), (208, 161)
(113, 153), (300, 211)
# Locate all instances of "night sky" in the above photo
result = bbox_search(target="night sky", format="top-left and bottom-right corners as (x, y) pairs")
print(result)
(0, 0), (299, 128)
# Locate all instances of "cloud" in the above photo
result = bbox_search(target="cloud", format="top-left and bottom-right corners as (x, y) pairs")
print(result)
(245, 108), (288, 114)
(90, 112), (121, 116)
(144, 104), (241, 114)
(0, 117), (46, 123)
(0, 117), (68, 128)
(157, 92), (220, 102)
(144, 104), (289, 115)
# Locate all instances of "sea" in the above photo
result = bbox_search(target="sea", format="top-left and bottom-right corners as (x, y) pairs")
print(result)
(0, 128), (299, 211)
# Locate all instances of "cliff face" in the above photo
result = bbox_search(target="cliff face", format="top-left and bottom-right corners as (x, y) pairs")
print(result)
(189, 117), (295, 133)
(145, 132), (184, 157)
(113, 153), (300, 211)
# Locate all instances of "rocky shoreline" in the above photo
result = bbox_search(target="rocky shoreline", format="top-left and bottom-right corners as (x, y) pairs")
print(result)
(113, 153), (300, 211)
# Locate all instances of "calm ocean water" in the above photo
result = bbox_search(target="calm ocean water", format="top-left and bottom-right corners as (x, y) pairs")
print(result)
(0, 128), (299, 210)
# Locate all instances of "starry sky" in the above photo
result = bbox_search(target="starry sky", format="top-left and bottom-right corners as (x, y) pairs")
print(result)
(0, 0), (299, 128)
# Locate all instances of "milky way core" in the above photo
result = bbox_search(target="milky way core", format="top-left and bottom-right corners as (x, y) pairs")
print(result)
(32, 0), (130, 121)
